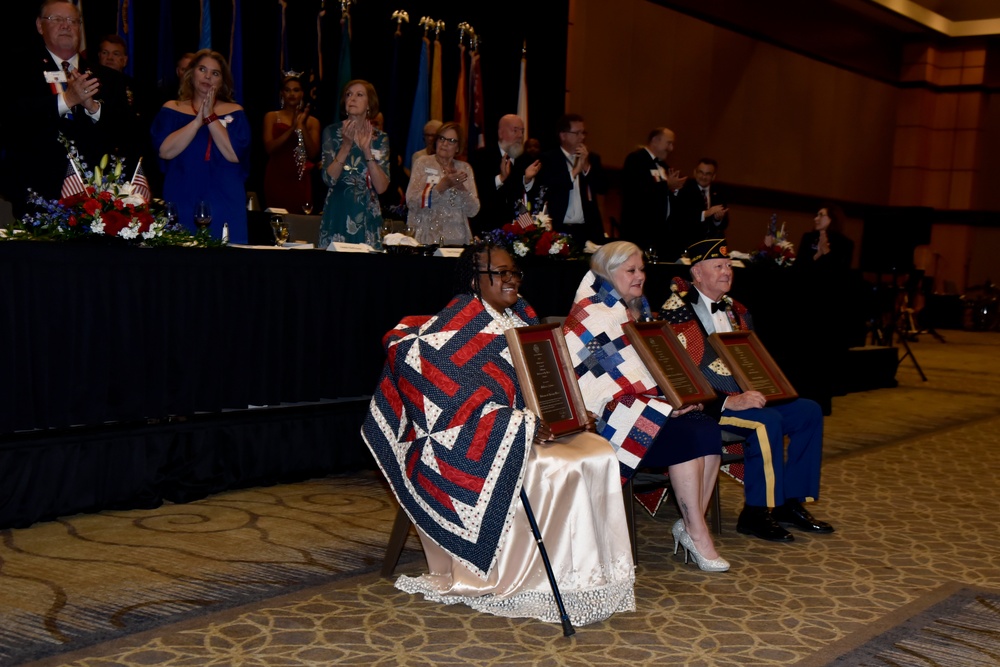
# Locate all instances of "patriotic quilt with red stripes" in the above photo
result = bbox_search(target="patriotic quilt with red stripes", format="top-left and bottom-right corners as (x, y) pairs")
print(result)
(361, 294), (539, 578)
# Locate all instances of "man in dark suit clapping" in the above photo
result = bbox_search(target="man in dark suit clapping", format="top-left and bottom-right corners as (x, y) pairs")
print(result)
(675, 158), (730, 256)
(619, 127), (687, 260)
(534, 113), (608, 245)
(468, 114), (540, 237)
(4, 0), (130, 215)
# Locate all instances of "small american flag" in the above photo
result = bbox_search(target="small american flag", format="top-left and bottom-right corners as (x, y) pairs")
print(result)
(60, 160), (86, 199)
(130, 159), (151, 204)
(514, 200), (533, 229)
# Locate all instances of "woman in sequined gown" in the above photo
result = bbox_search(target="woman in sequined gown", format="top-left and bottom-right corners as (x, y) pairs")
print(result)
(262, 74), (320, 213)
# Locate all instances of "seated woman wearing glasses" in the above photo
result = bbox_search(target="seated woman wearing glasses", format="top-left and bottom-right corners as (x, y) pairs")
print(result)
(362, 241), (634, 626)
(405, 122), (479, 246)
(563, 241), (729, 572)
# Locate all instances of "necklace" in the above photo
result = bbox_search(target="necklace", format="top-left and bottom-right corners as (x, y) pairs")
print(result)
(483, 301), (524, 331)
(293, 128), (307, 181)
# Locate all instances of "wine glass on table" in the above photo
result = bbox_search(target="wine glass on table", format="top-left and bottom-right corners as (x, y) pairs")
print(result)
(302, 202), (314, 215)
(164, 202), (179, 228)
(193, 200), (212, 235)
(270, 215), (289, 246)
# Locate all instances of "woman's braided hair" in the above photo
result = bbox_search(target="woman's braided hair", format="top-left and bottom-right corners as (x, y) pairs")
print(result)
(454, 239), (504, 301)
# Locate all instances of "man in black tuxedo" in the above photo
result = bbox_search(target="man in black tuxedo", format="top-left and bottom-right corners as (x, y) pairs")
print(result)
(675, 158), (730, 255)
(534, 114), (608, 245)
(468, 114), (540, 237)
(619, 127), (687, 260)
(4, 0), (130, 215)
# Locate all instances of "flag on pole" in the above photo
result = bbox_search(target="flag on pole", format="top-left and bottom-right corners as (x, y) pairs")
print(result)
(430, 33), (443, 122)
(514, 200), (533, 228)
(388, 20), (404, 162)
(229, 0), (243, 103)
(336, 12), (352, 101)
(516, 42), (529, 141)
(69, 0), (87, 54)
(61, 161), (86, 199)
(116, 0), (135, 77)
(278, 0), (289, 73)
(156, 0), (174, 88)
(404, 37), (431, 170)
(469, 48), (486, 151)
(130, 160), (151, 204)
(199, 0), (212, 50)
(453, 43), (467, 131)
(315, 2), (325, 81)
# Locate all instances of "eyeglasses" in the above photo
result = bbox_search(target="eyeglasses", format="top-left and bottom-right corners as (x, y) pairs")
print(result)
(42, 15), (83, 26)
(437, 136), (459, 144)
(563, 130), (587, 137)
(479, 269), (524, 283)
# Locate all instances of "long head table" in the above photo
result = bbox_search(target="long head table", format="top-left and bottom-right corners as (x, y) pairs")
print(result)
(0, 242), (866, 527)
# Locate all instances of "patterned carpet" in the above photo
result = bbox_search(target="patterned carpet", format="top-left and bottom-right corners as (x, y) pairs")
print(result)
(4, 330), (1000, 666)
(793, 584), (1000, 666)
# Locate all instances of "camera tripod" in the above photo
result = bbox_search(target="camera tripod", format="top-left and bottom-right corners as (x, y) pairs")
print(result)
(867, 271), (928, 382)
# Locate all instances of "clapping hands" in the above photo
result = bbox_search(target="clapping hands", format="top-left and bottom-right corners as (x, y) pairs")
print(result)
(293, 103), (311, 130)
(344, 118), (373, 152)
(665, 168), (687, 191)
(65, 68), (100, 112)
(439, 165), (468, 191)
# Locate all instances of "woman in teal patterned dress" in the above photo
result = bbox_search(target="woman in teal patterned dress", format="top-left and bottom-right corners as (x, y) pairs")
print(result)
(319, 80), (390, 249)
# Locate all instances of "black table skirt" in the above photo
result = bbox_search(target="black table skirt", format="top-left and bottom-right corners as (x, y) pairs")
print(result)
(1, 242), (864, 527)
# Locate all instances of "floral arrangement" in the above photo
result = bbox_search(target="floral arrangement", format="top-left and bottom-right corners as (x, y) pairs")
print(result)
(483, 193), (581, 259)
(485, 216), (577, 259)
(730, 214), (795, 267)
(7, 137), (220, 247)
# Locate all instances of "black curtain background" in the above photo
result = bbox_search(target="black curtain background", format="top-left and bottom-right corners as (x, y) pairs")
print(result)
(5, 1), (569, 202)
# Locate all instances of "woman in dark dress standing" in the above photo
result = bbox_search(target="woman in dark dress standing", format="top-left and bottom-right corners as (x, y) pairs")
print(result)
(798, 203), (854, 269)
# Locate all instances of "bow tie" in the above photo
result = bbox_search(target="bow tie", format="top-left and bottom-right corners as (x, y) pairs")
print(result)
(710, 300), (729, 313)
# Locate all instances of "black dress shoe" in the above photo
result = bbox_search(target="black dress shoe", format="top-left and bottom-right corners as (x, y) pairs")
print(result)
(773, 500), (835, 533)
(736, 505), (794, 542)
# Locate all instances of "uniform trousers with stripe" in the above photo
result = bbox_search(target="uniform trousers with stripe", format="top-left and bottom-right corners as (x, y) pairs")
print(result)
(719, 398), (823, 508)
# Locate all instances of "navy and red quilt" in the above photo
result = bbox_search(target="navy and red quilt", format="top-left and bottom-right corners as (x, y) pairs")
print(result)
(361, 293), (540, 578)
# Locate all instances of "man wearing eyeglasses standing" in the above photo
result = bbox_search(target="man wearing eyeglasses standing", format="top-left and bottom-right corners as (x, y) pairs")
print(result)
(4, 0), (129, 215)
(535, 114), (609, 246)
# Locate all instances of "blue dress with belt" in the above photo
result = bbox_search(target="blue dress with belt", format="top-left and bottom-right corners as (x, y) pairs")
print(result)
(151, 106), (250, 244)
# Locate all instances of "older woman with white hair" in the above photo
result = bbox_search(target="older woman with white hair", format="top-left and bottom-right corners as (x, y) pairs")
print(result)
(563, 241), (729, 572)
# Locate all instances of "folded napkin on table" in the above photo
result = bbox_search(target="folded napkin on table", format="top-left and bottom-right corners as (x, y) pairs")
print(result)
(383, 233), (420, 246)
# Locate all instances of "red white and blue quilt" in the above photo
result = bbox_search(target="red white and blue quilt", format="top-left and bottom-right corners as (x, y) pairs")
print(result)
(361, 294), (539, 578)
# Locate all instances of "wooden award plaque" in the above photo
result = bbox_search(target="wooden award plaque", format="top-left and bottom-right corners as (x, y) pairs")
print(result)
(708, 331), (798, 403)
(623, 321), (717, 408)
(505, 323), (589, 438)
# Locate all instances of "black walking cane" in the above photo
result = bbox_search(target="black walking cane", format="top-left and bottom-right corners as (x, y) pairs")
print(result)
(520, 488), (575, 637)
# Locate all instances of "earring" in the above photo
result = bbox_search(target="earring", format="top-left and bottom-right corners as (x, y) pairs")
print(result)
(279, 97), (285, 109)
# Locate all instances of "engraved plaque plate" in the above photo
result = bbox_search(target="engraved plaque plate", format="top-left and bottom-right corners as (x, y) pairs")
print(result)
(624, 321), (717, 408)
(708, 331), (798, 403)
(505, 323), (589, 438)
